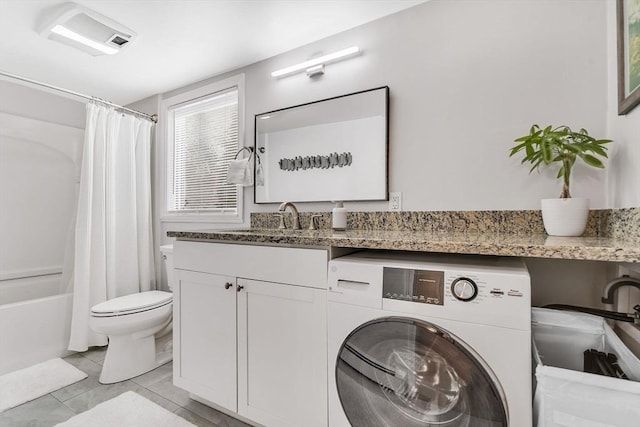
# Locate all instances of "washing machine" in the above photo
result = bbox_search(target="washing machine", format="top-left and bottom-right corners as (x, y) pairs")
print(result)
(328, 251), (532, 427)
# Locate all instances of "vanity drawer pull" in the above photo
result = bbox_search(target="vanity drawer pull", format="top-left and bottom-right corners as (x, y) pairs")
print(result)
(225, 282), (233, 290)
(237, 285), (245, 292)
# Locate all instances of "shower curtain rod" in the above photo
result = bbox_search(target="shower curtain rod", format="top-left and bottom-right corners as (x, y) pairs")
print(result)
(0, 70), (158, 123)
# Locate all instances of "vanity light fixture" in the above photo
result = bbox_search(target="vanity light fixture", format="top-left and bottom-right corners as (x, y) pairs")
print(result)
(40, 2), (136, 56)
(271, 46), (361, 78)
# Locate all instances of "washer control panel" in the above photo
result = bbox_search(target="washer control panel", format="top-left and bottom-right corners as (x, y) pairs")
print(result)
(330, 252), (531, 330)
(383, 267), (444, 305)
(382, 268), (524, 306)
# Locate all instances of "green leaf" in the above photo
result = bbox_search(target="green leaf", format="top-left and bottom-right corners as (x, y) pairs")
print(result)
(509, 140), (529, 155)
(595, 139), (612, 145)
(528, 157), (544, 173)
(563, 143), (581, 153)
(525, 144), (534, 157)
(581, 154), (604, 168)
(521, 151), (541, 164)
(556, 165), (565, 179)
(541, 137), (553, 163)
(586, 144), (608, 157)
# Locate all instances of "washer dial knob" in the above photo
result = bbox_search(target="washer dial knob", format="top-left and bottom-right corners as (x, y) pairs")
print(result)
(451, 277), (478, 301)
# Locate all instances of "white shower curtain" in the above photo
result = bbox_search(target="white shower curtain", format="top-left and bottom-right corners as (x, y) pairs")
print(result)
(67, 103), (156, 352)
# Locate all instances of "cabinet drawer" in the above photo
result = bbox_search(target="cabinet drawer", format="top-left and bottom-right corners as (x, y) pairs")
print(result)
(174, 241), (328, 289)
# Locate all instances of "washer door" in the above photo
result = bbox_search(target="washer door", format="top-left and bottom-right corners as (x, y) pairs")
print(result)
(336, 317), (507, 427)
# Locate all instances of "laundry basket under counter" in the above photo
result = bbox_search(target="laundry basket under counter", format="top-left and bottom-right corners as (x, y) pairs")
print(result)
(532, 307), (640, 427)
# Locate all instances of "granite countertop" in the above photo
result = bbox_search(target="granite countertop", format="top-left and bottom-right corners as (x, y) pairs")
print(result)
(167, 228), (640, 263)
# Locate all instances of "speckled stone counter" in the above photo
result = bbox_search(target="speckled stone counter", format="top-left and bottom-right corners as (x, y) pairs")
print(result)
(250, 208), (640, 237)
(167, 225), (640, 263)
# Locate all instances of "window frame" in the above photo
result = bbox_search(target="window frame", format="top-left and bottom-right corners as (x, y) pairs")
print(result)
(160, 74), (245, 223)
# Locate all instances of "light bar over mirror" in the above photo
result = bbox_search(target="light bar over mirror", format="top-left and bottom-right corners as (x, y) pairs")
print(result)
(271, 46), (361, 78)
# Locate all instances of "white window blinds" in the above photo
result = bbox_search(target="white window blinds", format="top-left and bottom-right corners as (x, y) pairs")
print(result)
(168, 88), (239, 213)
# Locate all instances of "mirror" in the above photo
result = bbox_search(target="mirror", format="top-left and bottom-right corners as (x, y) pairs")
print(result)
(254, 86), (388, 203)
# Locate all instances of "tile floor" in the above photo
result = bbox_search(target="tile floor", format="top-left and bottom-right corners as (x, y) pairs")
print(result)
(0, 348), (251, 427)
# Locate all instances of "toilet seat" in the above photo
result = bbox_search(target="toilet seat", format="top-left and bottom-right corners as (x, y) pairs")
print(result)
(91, 290), (173, 317)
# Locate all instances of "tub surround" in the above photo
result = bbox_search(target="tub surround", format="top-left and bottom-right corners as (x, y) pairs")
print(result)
(167, 208), (640, 263)
(0, 291), (73, 376)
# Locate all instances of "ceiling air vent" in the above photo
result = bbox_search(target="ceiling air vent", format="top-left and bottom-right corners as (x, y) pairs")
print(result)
(39, 2), (136, 56)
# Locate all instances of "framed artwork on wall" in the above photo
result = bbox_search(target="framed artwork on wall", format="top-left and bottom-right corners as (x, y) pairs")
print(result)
(618, 0), (640, 115)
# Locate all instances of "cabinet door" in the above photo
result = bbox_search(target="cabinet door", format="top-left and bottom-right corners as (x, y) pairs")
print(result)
(237, 278), (327, 427)
(174, 270), (237, 412)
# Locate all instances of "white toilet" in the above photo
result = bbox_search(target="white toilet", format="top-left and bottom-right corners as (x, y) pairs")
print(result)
(89, 244), (176, 384)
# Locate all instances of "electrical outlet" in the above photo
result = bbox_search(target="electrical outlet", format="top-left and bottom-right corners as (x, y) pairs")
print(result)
(389, 192), (402, 211)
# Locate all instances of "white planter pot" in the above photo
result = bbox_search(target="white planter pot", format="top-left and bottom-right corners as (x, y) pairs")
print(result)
(541, 198), (590, 237)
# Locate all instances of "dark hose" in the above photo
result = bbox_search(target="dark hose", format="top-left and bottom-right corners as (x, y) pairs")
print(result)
(543, 304), (634, 323)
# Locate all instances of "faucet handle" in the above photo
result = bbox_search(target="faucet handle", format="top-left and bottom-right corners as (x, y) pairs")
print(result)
(308, 214), (322, 230)
(276, 213), (287, 229)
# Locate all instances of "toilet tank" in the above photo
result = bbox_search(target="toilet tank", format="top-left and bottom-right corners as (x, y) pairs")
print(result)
(160, 244), (175, 290)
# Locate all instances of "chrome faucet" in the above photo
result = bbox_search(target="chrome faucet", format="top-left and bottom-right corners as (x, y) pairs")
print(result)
(602, 275), (640, 304)
(601, 275), (640, 324)
(278, 202), (301, 230)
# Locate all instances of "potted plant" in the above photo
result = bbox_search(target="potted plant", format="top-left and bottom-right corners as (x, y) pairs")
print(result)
(510, 124), (612, 236)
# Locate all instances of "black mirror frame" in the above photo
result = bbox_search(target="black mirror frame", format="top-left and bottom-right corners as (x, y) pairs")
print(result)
(253, 86), (389, 204)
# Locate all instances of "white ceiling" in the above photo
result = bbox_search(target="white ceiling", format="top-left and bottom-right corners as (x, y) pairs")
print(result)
(0, 0), (425, 106)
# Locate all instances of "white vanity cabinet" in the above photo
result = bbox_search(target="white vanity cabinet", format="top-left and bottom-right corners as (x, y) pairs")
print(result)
(173, 270), (238, 412)
(173, 241), (328, 427)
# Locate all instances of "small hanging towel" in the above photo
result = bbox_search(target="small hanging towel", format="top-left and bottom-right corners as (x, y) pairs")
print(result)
(226, 147), (254, 186)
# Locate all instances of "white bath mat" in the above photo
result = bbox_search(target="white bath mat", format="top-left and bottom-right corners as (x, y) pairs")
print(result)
(0, 358), (87, 413)
(55, 391), (196, 427)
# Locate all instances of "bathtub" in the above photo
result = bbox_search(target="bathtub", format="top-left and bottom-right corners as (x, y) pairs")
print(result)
(0, 274), (73, 375)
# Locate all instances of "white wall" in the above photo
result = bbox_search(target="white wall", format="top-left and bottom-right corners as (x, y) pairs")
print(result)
(159, 0), (609, 220)
(606, 1), (640, 208)
(0, 81), (84, 284)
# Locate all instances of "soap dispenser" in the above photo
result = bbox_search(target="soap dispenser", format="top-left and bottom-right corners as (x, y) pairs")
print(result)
(332, 201), (347, 231)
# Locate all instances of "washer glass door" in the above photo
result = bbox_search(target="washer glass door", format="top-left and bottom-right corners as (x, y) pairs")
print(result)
(336, 317), (507, 427)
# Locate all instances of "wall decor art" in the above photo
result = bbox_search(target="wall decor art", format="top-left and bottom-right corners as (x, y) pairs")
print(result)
(618, 0), (640, 115)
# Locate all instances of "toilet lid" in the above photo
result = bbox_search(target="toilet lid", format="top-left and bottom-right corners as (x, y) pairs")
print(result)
(91, 291), (173, 316)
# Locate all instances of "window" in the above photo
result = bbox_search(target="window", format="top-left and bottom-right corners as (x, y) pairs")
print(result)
(163, 75), (244, 222)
